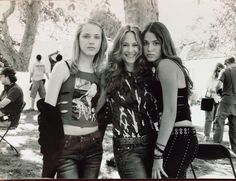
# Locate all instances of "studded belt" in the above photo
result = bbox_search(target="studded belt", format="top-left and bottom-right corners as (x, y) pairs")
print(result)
(113, 135), (150, 146)
(171, 127), (196, 135)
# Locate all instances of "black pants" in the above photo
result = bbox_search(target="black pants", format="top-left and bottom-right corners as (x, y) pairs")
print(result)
(163, 127), (199, 178)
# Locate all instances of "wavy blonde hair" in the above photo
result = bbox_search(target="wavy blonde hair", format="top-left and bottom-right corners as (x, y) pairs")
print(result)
(103, 25), (146, 93)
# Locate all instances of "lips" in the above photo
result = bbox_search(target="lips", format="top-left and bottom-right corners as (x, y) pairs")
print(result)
(125, 54), (136, 58)
(87, 47), (96, 50)
(146, 53), (156, 57)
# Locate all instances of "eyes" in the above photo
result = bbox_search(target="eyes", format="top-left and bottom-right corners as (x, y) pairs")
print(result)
(122, 42), (139, 48)
(143, 40), (160, 46)
(81, 34), (101, 40)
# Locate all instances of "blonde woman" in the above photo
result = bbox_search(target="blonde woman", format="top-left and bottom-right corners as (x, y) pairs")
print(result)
(38, 20), (107, 178)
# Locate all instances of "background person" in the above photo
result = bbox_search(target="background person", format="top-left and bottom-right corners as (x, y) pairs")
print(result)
(203, 63), (224, 142)
(29, 54), (49, 111)
(48, 50), (63, 72)
(213, 57), (236, 154)
(0, 67), (24, 128)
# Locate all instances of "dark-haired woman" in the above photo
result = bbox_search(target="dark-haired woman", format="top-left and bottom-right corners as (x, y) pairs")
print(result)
(204, 63), (224, 141)
(142, 22), (199, 179)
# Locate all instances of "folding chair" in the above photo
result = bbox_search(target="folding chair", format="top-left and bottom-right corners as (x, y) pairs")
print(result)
(190, 143), (236, 178)
(0, 102), (26, 156)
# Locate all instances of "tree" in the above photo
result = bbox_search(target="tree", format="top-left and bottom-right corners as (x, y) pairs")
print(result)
(90, 0), (121, 39)
(123, 0), (159, 30)
(0, 0), (41, 71)
(209, 0), (236, 56)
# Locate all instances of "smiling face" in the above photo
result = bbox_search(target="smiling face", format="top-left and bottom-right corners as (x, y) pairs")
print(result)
(79, 23), (102, 58)
(121, 32), (139, 67)
(143, 31), (162, 62)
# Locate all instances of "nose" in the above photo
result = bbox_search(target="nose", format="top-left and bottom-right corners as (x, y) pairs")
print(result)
(88, 38), (95, 44)
(127, 45), (135, 52)
(147, 44), (154, 51)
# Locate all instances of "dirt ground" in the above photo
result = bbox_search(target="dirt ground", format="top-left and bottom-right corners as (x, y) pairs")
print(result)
(0, 110), (236, 179)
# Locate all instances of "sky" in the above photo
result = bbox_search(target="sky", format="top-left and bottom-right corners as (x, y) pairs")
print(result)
(0, 0), (221, 42)
(0, 0), (222, 61)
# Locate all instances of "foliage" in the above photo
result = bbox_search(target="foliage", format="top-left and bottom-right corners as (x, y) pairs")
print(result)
(90, 9), (122, 39)
(209, 0), (236, 56)
(90, 1), (121, 39)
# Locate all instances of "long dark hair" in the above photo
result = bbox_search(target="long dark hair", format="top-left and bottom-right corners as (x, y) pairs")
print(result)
(103, 25), (147, 93)
(212, 63), (224, 79)
(141, 22), (193, 95)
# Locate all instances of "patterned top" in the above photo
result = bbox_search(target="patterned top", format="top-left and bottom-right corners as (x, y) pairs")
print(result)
(71, 71), (100, 127)
(108, 72), (159, 138)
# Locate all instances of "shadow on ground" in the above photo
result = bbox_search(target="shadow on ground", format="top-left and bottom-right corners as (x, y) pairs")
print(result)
(0, 110), (235, 179)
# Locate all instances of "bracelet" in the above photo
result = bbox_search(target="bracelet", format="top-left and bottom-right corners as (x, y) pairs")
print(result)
(155, 145), (164, 154)
(153, 155), (163, 159)
(156, 142), (166, 148)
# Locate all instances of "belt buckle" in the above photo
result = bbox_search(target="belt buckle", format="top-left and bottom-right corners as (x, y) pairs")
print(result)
(141, 135), (148, 145)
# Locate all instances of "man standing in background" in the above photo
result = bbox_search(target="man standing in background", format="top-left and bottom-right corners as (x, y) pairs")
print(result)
(29, 54), (49, 111)
(213, 57), (236, 154)
(48, 50), (63, 72)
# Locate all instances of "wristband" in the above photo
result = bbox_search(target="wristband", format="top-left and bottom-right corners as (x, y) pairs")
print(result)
(157, 142), (166, 148)
(154, 155), (163, 159)
(155, 145), (164, 154)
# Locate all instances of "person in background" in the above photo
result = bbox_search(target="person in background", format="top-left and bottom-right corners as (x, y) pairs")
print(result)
(142, 22), (199, 179)
(38, 20), (107, 178)
(213, 57), (236, 154)
(203, 63), (224, 142)
(96, 25), (159, 178)
(48, 50), (63, 72)
(29, 54), (49, 111)
(0, 67), (24, 128)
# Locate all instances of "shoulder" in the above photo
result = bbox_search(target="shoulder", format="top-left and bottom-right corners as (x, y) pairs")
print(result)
(158, 59), (179, 72)
(53, 60), (70, 73)
(8, 84), (23, 94)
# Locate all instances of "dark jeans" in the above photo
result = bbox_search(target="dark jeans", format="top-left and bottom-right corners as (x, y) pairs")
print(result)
(163, 127), (199, 178)
(113, 135), (155, 178)
(56, 131), (103, 179)
(204, 102), (218, 137)
(213, 114), (236, 154)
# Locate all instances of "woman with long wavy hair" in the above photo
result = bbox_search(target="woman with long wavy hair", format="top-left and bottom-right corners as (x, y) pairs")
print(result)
(142, 22), (199, 179)
(97, 25), (159, 178)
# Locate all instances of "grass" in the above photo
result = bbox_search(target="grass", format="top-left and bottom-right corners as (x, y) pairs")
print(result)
(0, 109), (236, 179)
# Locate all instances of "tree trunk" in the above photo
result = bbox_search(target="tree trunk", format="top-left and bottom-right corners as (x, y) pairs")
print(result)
(123, 0), (159, 30)
(0, 0), (41, 71)
(19, 1), (41, 71)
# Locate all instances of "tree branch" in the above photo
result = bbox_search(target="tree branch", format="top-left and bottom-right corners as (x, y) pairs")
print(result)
(2, 1), (16, 20)
(1, 0), (16, 50)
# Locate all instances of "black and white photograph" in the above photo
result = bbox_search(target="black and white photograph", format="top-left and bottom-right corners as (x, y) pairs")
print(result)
(0, 0), (236, 179)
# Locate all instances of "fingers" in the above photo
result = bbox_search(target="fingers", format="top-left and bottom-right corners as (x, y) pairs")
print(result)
(152, 168), (168, 179)
(161, 169), (168, 178)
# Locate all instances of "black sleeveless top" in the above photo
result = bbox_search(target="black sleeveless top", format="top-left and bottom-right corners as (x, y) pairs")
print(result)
(176, 87), (191, 122)
(148, 62), (191, 123)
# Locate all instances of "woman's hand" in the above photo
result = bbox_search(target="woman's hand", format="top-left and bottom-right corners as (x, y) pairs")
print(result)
(152, 158), (168, 178)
